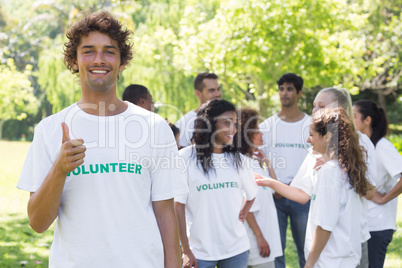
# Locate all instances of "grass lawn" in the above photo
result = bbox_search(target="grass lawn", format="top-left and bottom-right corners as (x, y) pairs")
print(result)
(0, 141), (401, 267)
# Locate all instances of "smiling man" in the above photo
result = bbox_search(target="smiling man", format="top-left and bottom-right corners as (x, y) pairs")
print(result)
(17, 12), (187, 268)
(259, 73), (311, 268)
(175, 72), (222, 148)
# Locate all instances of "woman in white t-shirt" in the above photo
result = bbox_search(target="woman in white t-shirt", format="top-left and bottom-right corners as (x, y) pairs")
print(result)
(175, 99), (258, 268)
(353, 99), (402, 268)
(237, 108), (282, 268)
(256, 87), (376, 268)
(297, 108), (369, 267)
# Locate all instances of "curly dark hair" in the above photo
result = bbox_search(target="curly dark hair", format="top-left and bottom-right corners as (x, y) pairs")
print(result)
(312, 108), (369, 196)
(192, 99), (241, 175)
(64, 11), (133, 74)
(236, 108), (260, 157)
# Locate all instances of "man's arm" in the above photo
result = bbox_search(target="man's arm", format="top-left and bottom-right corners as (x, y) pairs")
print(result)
(304, 226), (331, 268)
(255, 174), (310, 204)
(153, 199), (181, 268)
(174, 202), (197, 268)
(28, 123), (85, 233)
(372, 176), (402, 205)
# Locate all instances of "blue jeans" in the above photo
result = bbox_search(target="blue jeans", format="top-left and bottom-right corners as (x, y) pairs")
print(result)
(368, 229), (395, 268)
(197, 251), (249, 268)
(274, 197), (310, 268)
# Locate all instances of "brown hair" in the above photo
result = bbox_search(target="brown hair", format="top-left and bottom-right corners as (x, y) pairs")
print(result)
(237, 108), (259, 157)
(312, 108), (369, 196)
(194, 72), (218, 91)
(64, 11), (133, 74)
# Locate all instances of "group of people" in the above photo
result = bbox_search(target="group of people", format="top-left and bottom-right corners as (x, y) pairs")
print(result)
(17, 11), (401, 268)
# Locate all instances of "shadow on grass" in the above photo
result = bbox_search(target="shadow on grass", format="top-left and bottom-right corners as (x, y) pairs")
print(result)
(0, 213), (53, 268)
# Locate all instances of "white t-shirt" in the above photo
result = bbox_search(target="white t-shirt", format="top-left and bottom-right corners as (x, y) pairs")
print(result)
(175, 110), (197, 148)
(292, 132), (376, 242)
(368, 137), (402, 231)
(304, 160), (362, 268)
(175, 146), (258, 260)
(18, 102), (188, 268)
(259, 114), (311, 184)
(244, 157), (282, 265)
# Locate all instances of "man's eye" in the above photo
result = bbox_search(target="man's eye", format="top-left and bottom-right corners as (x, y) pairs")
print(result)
(106, 51), (115, 54)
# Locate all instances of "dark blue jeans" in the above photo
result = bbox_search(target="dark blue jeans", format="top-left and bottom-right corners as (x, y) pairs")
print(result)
(368, 229), (395, 268)
(196, 251), (249, 268)
(274, 197), (310, 268)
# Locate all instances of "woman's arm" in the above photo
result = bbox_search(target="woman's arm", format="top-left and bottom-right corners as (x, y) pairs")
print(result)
(372, 175), (402, 204)
(239, 198), (255, 222)
(304, 226), (331, 268)
(255, 174), (310, 204)
(246, 212), (270, 257)
(174, 202), (198, 268)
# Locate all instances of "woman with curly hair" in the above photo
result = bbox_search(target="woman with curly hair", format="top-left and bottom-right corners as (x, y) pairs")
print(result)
(237, 108), (282, 268)
(353, 99), (402, 267)
(175, 99), (258, 268)
(256, 87), (376, 268)
(296, 108), (368, 267)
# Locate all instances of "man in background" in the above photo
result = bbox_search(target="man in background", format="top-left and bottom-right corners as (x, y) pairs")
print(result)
(259, 73), (311, 268)
(175, 72), (221, 148)
(123, 84), (154, 112)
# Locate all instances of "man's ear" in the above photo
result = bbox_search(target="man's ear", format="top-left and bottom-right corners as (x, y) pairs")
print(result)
(72, 59), (78, 71)
(297, 90), (303, 99)
(194, 90), (202, 100)
(119, 64), (126, 71)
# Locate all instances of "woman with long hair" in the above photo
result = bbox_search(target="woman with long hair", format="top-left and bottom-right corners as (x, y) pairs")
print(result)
(353, 99), (402, 267)
(289, 108), (367, 267)
(175, 99), (258, 268)
(256, 87), (376, 267)
(237, 108), (282, 268)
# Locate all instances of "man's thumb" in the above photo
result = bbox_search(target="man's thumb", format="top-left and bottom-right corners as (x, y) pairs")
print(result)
(61, 122), (70, 143)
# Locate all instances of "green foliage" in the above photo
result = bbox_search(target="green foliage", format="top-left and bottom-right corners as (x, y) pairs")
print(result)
(0, 59), (38, 121)
(0, 0), (400, 138)
(388, 134), (402, 154)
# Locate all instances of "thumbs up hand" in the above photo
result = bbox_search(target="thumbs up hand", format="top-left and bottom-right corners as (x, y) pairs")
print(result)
(56, 122), (86, 175)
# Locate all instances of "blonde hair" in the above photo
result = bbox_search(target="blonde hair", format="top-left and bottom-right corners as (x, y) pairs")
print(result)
(318, 87), (355, 127)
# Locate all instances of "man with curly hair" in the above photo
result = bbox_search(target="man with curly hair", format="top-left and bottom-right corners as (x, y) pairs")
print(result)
(18, 11), (187, 267)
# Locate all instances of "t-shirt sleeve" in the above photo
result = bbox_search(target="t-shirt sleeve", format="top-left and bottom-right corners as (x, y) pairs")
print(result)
(150, 119), (189, 201)
(290, 153), (315, 196)
(310, 164), (341, 232)
(377, 139), (402, 180)
(238, 157), (258, 201)
(358, 132), (378, 186)
(17, 123), (55, 192)
(248, 188), (262, 213)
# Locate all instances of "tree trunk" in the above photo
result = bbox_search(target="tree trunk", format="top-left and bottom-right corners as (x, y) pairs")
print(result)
(377, 89), (386, 112)
(0, 120), (3, 140)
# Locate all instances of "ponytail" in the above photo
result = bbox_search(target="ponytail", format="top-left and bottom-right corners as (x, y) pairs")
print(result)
(354, 99), (388, 146)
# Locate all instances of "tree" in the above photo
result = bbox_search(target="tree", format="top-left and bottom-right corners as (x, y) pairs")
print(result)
(0, 59), (38, 139)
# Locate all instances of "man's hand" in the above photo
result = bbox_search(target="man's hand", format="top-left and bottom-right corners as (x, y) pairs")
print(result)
(56, 122), (86, 174)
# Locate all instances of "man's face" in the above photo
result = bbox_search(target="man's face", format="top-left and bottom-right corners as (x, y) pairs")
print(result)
(278, 82), (302, 108)
(73, 31), (125, 93)
(140, 92), (154, 112)
(196, 78), (221, 104)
